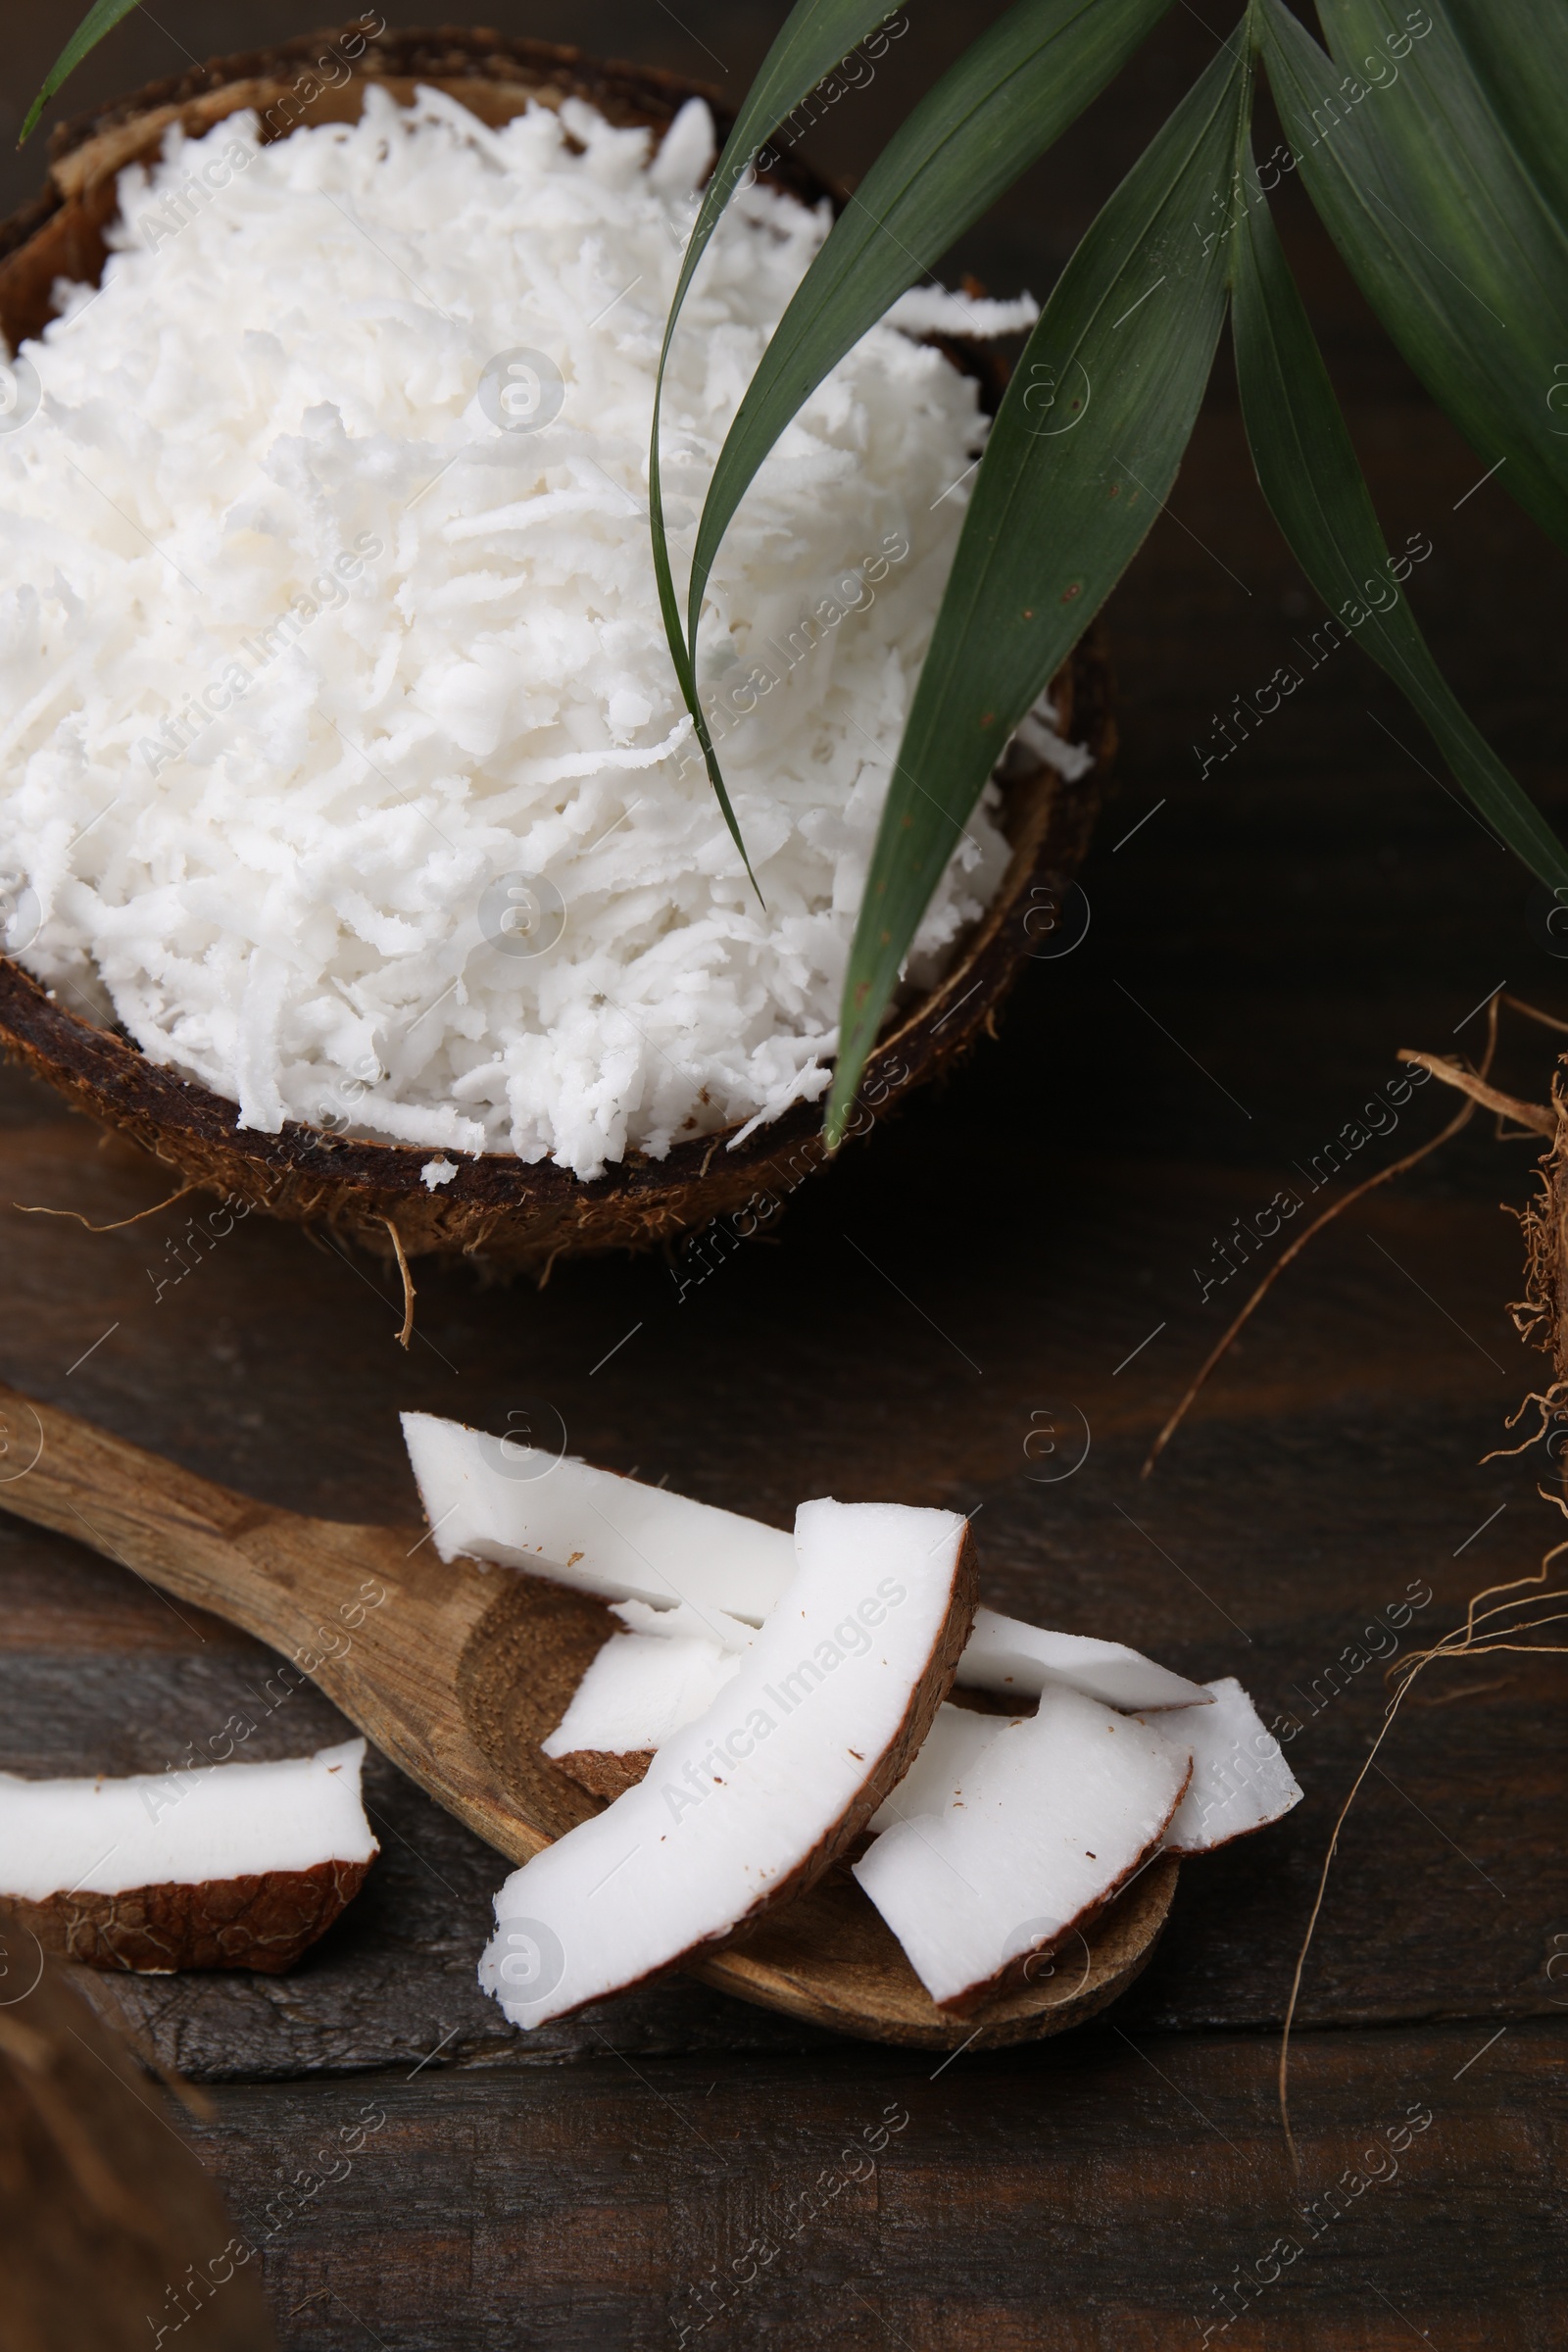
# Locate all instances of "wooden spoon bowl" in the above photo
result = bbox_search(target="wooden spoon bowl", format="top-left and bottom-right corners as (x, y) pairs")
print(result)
(0, 1378), (1174, 2049)
(0, 24), (1108, 1277)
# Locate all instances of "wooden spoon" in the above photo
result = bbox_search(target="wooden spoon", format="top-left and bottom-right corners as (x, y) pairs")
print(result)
(0, 1379), (1176, 2048)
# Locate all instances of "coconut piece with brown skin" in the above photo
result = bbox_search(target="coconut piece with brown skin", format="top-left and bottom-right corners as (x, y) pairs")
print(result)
(541, 1599), (752, 1802)
(1144, 1678), (1303, 1855)
(863, 1700), (1017, 1836)
(480, 1498), (976, 2027)
(853, 1686), (1191, 2014)
(402, 1410), (797, 1615)
(0, 1904), (275, 2349)
(405, 1413), (1206, 1702)
(960, 1604), (1208, 1710)
(0, 1739), (377, 1973)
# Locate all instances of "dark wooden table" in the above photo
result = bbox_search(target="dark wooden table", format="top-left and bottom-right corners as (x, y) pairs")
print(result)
(3, 5), (1566, 2345)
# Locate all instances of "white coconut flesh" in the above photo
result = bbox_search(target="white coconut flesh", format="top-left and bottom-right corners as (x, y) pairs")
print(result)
(0, 1739), (376, 1898)
(0, 91), (1075, 1178)
(403, 1413), (1204, 1704)
(401, 1410), (794, 1620)
(611, 1598), (755, 1650)
(852, 1689), (1192, 2012)
(865, 1701), (1015, 1835)
(479, 1497), (974, 2027)
(542, 1610), (751, 1762)
(1144, 1677), (1302, 1854)
(962, 1604), (1208, 1711)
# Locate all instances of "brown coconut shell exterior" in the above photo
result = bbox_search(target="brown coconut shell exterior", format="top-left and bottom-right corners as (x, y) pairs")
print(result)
(7, 1855), (374, 1975)
(0, 1904), (276, 2349)
(0, 26), (1110, 1274)
(553, 1748), (655, 1805)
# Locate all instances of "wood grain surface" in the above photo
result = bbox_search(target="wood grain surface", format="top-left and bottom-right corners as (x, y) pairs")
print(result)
(1, 3), (1566, 2345)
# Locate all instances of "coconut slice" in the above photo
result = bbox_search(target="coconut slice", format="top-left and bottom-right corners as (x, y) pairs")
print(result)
(401, 1410), (794, 1618)
(479, 1497), (976, 2027)
(538, 1618), (1201, 1802)
(960, 1605), (1208, 1710)
(542, 1598), (755, 1795)
(865, 1701), (1013, 1834)
(542, 1624), (749, 1801)
(611, 1598), (755, 1650)
(0, 1739), (377, 1974)
(852, 1687), (1191, 2013)
(403, 1416), (1205, 1706)
(1146, 1677), (1302, 1853)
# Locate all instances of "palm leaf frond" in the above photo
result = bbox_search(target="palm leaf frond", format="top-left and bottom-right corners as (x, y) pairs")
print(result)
(1230, 162), (1568, 887)
(20, 0), (142, 146)
(1259, 0), (1568, 552)
(826, 40), (1253, 1143)
(684, 0), (1175, 650)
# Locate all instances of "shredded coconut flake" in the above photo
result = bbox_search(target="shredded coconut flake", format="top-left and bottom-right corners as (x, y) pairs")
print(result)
(0, 86), (1065, 1178)
(885, 288), (1040, 338)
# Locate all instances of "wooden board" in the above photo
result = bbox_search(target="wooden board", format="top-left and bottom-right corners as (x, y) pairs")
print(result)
(164, 2020), (1566, 2350)
(1, 0), (1566, 2341)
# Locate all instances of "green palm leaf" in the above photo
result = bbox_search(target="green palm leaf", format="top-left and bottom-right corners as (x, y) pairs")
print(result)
(1230, 162), (1568, 890)
(1443, 0), (1568, 223)
(649, 0), (908, 892)
(1258, 0), (1568, 552)
(825, 39), (1252, 1147)
(20, 0), (142, 146)
(684, 0), (1174, 648)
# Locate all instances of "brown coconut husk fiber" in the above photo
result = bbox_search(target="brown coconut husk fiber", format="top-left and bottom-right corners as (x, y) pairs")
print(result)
(1277, 1514), (1568, 2165)
(1142, 994), (1512, 1476)
(1140, 990), (1568, 2153)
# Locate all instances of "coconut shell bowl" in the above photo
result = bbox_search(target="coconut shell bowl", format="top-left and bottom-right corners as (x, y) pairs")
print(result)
(0, 24), (1110, 1277)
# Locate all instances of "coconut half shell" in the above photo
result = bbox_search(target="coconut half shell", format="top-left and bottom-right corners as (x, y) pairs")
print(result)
(0, 26), (1109, 1276)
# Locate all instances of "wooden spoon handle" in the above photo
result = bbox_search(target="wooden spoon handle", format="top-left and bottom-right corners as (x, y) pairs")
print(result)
(0, 1378), (534, 1859)
(0, 1376), (336, 1651)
